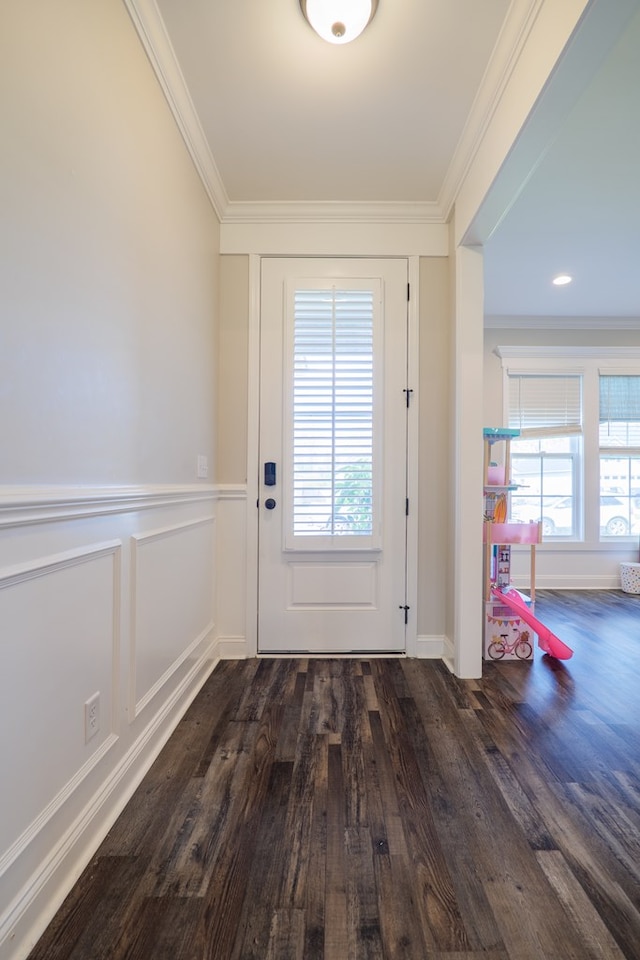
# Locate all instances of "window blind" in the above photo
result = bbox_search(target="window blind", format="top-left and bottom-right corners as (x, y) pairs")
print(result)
(599, 375), (640, 423)
(508, 374), (582, 438)
(599, 374), (640, 450)
(292, 288), (374, 536)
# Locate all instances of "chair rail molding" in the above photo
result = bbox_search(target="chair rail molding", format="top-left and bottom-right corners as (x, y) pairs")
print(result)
(0, 484), (217, 528)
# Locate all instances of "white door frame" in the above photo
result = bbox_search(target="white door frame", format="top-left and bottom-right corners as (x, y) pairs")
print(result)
(245, 254), (420, 658)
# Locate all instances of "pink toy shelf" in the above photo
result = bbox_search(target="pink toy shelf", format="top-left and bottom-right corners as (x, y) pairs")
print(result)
(482, 428), (541, 660)
(482, 428), (573, 662)
(483, 522), (540, 545)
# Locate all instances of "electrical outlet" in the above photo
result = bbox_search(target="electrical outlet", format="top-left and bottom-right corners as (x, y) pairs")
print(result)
(197, 454), (208, 479)
(84, 692), (100, 743)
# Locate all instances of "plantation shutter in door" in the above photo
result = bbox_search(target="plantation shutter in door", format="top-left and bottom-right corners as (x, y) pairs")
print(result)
(290, 287), (377, 546)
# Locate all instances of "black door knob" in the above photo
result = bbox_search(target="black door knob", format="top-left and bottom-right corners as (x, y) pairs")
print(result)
(265, 498), (277, 510)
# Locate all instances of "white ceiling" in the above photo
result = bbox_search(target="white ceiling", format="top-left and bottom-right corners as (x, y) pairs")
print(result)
(139, 0), (640, 322)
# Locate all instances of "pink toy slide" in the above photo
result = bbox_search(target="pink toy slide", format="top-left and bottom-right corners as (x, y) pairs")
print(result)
(491, 588), (574, 660)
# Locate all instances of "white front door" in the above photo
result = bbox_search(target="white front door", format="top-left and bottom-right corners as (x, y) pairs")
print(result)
(258, 258), (409, 654)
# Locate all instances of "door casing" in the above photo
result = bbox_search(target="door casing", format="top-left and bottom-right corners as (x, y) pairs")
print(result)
(244, 255), (420, 657)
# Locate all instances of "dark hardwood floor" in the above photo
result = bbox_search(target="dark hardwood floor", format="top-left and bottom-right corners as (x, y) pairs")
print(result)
(28, 591), (640, 959)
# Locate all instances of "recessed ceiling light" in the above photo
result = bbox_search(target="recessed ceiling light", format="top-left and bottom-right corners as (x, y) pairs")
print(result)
(552, 274), (573, 286)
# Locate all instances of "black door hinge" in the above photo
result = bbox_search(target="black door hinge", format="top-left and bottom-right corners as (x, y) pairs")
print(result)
(399, 604), (410, 624)
(405, 498), (409, 516)
(407, 282), (410, 302)
(403, 388), (413, 408)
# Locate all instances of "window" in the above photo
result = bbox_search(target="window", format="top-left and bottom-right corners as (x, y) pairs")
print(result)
(599, 375), (640, 537)
(291, 287), (375, 537)
(497, 348), (640, 544)
(507, 374), (582, 538)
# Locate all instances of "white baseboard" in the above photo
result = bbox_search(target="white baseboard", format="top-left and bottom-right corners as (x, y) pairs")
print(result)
(414, 634), (446, 658)
(214, 635), (248, 659)
(511, 575), (622, 590)
(2, 647), (218, 960)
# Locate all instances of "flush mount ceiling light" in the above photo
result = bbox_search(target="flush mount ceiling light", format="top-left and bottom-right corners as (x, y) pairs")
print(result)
(300, 0), (379, 44)
(552, 274), (573, 286)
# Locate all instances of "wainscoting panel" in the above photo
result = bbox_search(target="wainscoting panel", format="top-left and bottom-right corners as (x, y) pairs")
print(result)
(214, 485), (249, 657)
(130, 516), (215, 717)
(0, 542), (120, 862)
(0, 486), (219, 960)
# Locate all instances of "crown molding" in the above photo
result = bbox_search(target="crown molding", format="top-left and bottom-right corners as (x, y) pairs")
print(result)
(123, 0), (229, 220)
(219, 199), (443, 224)
(486, 315), (640, 330)
(495, 345), (640, 359)
(438, 0), (545, 220)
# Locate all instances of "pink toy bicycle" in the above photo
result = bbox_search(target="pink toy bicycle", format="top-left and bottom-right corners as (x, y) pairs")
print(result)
(487, 628), (532, 661)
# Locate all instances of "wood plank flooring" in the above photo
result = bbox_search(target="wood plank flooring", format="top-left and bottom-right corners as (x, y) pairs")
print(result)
(28, 590), (640, 959)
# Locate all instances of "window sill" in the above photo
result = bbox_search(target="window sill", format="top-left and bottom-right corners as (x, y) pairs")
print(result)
(515, 539), (639, 552)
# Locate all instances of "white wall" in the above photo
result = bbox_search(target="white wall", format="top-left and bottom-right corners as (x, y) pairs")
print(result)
(0, 0), (218, 486)
(0, 3), (220, 957)
(417, 258), (450, 649)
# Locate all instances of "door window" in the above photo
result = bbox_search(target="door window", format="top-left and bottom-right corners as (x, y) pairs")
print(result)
(285, 280), (382, 551)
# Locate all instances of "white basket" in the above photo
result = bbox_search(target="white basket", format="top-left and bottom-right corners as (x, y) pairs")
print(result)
(620, 562), (640, 594)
